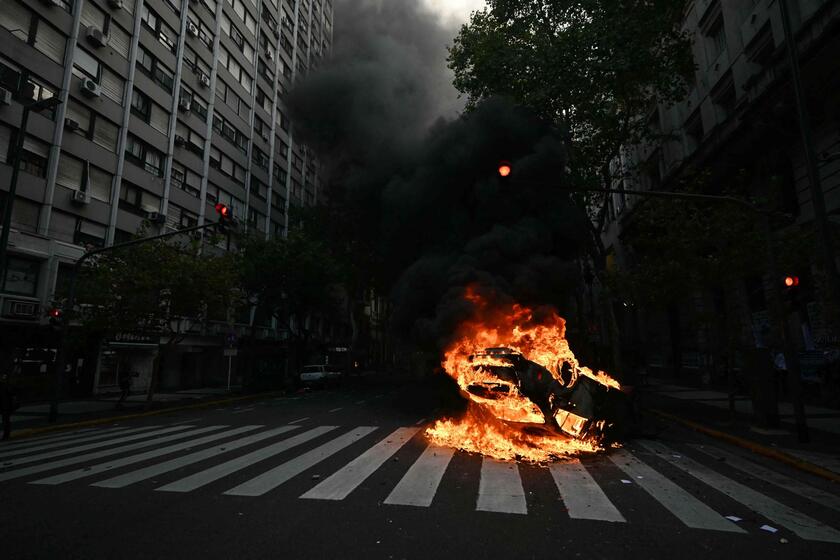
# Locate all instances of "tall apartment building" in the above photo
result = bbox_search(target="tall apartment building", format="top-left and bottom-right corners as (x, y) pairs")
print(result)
(0, 0), (334, 394)
(599, 0), (839, 380)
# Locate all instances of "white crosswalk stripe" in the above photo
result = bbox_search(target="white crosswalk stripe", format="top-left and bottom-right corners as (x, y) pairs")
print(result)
(690, 444), (840, 513)
(30, 425), (263, 485)
(0, 428), (97, 449)
(3, 422), (840, 542)
(0, 426), (219, 482)
(608, 448), (743, 533)
(0, 427), (140, 459)
(549, 460), (625, 522)
(225, 426), (377, 497)
(476, 458), (527, 515)
(638, 440), (840, 543)
(384, 444), (454, 507)
(158, 425), (339, 493)
(0, 425), (186, 467)
(301, 427), (420, 501)
(93, 425), (301, 488)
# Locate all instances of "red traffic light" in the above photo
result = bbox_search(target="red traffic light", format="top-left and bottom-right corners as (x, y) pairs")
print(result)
(48, 308), (62, 318)
(784, 276), (800, 287)
(498, 161), (512, 177)
(215, 202), (231, 219)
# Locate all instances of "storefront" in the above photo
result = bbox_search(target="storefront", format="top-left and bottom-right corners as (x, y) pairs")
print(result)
(94, 333), (158, 394)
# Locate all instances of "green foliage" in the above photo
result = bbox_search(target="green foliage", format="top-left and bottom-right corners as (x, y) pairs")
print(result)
(76, 238), (241, 340)
(237, 227), (340, 324)
(448, 0), (694, 190)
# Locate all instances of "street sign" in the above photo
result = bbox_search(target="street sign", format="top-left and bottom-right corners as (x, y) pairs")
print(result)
(223, 348), (238, 357)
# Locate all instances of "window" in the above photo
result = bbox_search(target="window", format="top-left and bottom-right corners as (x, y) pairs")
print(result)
(140, 4), (176, 52)
(2, 256), (40, 296)
(187, 10), (214, 49)
(211, 112), (248, 153)
(0, 1), (67, 64)
(252, 147), (269, 170)
(273, 162), (287, 185)
(218, 46), (253, 93)
(175, 120), (205, 156)
(72, 48), (124, 102)
(119, 181), (161, 215)
(712, 76), (737, 121)
(125, 134), (165, 177)
(221, 13), (254, 63)
(227, 0), (257, 34)
(209, 147), (246, 186)
(706, 16), (727, 63)
(18, 134), (50, 178)
(256, 87), (272, 113)
(250, 177), (266, 200)
(136, 46), (174, 93)
(56, 152), (112, 202)
(684, 110), (704, 154)
(131, 89), (169, 134)
(254, 116), (270, 142)
(170, 161), (202, 198)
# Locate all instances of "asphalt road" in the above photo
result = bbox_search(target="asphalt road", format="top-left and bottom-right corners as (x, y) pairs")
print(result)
(1, 373), (839, 560)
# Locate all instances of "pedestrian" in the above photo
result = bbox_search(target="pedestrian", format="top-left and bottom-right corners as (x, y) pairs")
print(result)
(116, 368), (132, 409)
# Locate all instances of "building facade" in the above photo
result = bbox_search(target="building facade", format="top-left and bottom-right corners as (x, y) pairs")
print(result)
(599, 0), (840, 384)
(0, 0), (334, 396)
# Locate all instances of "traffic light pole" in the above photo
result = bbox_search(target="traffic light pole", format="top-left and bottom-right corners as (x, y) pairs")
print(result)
(49, 221), (222, 422)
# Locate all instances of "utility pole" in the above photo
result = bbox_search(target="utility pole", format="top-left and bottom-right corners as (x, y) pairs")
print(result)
(778, 0), (840, 322)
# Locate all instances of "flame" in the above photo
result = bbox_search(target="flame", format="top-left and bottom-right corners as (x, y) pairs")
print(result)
(426, 286), (622, 462)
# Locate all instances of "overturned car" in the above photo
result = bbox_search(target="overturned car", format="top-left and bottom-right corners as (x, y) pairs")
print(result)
(464, 347), (631, 441)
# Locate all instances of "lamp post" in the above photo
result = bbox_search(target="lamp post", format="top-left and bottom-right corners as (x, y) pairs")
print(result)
(0, 96), (63, 286)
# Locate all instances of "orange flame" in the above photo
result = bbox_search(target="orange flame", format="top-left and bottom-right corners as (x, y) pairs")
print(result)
(426, 286), (622, 462)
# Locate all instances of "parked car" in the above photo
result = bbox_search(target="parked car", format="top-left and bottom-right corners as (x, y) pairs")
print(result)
(299, 364), (343, 387)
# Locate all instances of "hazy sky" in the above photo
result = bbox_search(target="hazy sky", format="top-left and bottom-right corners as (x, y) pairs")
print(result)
(421, 0), (486, 25)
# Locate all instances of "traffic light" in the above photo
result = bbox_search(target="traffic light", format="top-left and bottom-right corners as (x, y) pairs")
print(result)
(47, 307), (63, 328)
(497, 160), (512, 178)
(215, 202), (235, 233)
(782, 275), (801, 307)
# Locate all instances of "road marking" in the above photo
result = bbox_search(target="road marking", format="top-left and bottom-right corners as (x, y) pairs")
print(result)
(93, 426), (301, 488)
(328, 408), (343, 413)
(639, 440), (840, 543)
(549, 460), (626, 522)
(476, 458), (527, 515)
(414, 418), (426, 426)
(0, 427), (141, 459)
(302, 427), (421, 501)
(691, 444), (840, 513)
(231, 407), (255, 414)
(225, 426), (377, 497)
(0, 425), (188, 468)
(287, 417), (309, 424)
(384, 444), (453, 507)
(158, 426), (338, 493)
(0, 428), (98, 449)
(31, 426), (263, 485)
(608, 448), (743, 533)
(0, 426), (217, 482)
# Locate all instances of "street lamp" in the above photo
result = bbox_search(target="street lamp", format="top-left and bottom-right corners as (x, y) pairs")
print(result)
(0, 96), (63, 287)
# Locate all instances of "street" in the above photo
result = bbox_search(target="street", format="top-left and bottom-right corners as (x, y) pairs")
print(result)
(2, 375), (839, 559)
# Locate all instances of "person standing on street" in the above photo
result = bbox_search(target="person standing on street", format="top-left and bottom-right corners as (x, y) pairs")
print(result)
(116, 367), (132, 409)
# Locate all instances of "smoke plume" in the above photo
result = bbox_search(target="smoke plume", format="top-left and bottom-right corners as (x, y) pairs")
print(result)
(287, 0), (590, 349)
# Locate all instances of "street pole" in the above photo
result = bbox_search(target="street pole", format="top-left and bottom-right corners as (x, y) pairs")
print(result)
(778, 0), (840, 321)
(0, 97), (62, 285)
(49, 221), (222, 422)
(227, 355), (232, 391)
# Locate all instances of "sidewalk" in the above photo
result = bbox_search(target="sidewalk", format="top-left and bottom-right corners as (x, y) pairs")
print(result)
(639, 377), (840, 479)
(6, 387), (249, 438)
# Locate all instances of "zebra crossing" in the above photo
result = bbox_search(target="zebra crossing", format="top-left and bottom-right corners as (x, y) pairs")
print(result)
(2, 423), (840, 543)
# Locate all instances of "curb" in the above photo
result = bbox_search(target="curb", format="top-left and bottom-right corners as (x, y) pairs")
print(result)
(646, 407), (840, 483)
(9, 391), (284, 440)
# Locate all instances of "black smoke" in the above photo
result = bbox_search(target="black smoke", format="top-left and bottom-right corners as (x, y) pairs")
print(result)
(287, 0), (590, 350)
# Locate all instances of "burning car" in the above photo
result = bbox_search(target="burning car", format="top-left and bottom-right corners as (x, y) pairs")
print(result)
(465, 346), (629, 441)
(426, 286), (630, 462)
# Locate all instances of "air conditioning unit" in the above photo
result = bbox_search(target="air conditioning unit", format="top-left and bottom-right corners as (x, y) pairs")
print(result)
(64, 117), (80, 131)
(107, 0), (124, 9)
(80, 78), (101, 98)
(178, 96), (191, 111)
(0, 87), (11, 106)
(199, 73), (210, 87)
(71, 190), (91, 204)
(265, 49), (274, 60)
(86, 26), (109, 48)
(147, 211), (166, 224)
(174, 134), (187, 146)
(187, 22), (199, 37)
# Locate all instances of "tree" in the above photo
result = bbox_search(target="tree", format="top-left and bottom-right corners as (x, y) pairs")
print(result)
(238, 227), (340, 381)
(447, 0), (695, 370)
(76, 236), (240, 402)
